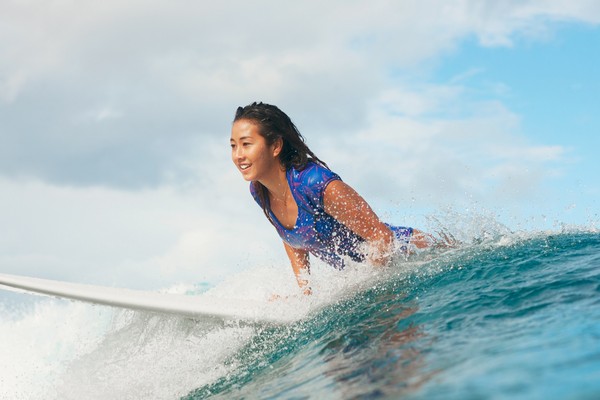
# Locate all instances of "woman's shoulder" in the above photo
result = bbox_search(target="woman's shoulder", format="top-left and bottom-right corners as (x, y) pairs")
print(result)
(293, 161), (340, 185)
(249, 181), (261, 205)
(294, 161), (340, 183)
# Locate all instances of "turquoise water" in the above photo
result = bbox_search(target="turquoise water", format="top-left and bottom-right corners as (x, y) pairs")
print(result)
(186, 232), (600, 399)
(1, 231), (599, 399)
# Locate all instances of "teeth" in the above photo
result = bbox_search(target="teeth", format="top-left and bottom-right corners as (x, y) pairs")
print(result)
(240, 164), (250, 170)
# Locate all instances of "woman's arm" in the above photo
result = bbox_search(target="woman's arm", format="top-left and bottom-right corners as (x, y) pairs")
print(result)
(283, 241), (312, 295)
(323, 180), (394, 265)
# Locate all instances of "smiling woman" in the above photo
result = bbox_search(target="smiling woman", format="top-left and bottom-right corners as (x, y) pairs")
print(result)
(230, 102), (431, 295)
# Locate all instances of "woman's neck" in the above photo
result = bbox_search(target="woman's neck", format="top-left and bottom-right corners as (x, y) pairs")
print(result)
(259, 165), (288, 201)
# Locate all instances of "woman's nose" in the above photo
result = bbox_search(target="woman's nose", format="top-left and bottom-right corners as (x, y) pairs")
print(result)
(233, 146), (243, 159)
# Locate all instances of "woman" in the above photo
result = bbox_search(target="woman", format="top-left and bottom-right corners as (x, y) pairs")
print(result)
(230, 102), (430, 295)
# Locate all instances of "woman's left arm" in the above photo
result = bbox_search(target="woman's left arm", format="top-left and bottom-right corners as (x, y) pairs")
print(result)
(323, 180), (394, 265)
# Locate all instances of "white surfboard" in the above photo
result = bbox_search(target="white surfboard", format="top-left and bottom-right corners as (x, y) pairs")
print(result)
(0, 273), (295, 325)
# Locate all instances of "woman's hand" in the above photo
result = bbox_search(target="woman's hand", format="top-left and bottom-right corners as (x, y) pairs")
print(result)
(283, 242), (313, 294)
(367, 236), (395, 266)
(268, 285), (311, 302)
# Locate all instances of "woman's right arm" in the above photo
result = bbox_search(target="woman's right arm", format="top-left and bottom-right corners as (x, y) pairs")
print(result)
(283, 242), (312, 295)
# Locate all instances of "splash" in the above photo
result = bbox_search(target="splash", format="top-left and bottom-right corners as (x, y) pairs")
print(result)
(0, 300), (112, 399)
(1, 212), (598, 399)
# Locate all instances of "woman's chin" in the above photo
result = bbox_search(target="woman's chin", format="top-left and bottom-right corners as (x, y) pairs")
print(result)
(240, 172), (254, 181)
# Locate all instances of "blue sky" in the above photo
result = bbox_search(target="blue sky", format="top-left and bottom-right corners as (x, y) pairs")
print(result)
(0, 1), (599, 289)
(424, 23), (600, 226)
(468, 24), (598, 224)
(438, 23), (599, 161)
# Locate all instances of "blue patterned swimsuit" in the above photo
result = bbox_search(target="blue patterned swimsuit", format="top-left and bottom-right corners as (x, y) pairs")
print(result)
(250, 162), (413, 270)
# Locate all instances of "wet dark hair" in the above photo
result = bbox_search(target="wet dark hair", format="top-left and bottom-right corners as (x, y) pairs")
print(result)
(233, 102), (328, 223)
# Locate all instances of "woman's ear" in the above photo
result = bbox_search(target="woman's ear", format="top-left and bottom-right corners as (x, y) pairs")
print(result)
(272, 137), (283, 157)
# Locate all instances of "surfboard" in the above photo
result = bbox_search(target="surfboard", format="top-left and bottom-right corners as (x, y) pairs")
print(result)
(0, 273), (295, 325)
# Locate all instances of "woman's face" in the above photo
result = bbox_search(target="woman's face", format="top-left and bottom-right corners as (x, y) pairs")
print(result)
(230, 119), (281, 182)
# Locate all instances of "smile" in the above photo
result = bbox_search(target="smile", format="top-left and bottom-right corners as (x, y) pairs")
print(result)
(239, 163), (251, 171)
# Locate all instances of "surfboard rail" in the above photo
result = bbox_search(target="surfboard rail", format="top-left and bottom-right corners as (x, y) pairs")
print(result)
(0, 273), (296, 325)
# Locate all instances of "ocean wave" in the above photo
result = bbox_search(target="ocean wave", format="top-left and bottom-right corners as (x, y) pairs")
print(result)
(1, 230), (599, 399)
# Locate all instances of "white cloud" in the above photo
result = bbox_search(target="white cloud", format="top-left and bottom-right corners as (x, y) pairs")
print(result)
(0, 175), (281, 288)
(318, 86), (568, 209)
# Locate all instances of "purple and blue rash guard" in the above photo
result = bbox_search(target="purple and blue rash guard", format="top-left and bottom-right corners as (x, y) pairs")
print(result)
(250, 162), (413, 270)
